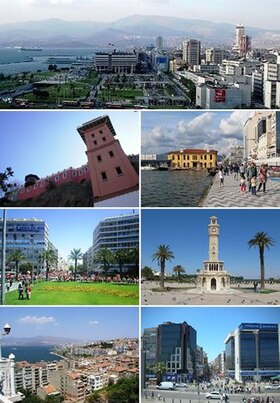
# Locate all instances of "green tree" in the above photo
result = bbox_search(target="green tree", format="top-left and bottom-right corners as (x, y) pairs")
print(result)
(113, 249), (128, 279)
(8, 249), (26, 280)
(19, 261), (33, 276)
(152, 245), (174, 289)
(248, 232), (274, 289)
(141, 266), (154, 280)
(173, 264), (186, 282)
(68, 248), (83, 281)
(0, 167), (16, 195)
(153, 362), (166, 383)
(93, 248), (114, 277)
(38, 248), (58, 281)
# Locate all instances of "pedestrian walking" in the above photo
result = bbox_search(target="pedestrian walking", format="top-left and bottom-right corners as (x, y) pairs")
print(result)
(18, 283), (24, 300)
(257, 164), (268, 193)
(219, 169), (224, 186)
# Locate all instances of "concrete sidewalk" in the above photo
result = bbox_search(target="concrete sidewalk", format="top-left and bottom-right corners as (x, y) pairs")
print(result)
(203, 173), (280, 207)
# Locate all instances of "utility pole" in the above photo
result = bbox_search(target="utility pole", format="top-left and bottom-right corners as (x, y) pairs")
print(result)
(1, 209), (7, 305)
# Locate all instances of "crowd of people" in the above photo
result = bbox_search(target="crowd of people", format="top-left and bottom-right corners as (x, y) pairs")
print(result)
(218, 162), (270, 196)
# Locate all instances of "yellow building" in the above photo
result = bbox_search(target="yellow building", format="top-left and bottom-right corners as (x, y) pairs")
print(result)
(168, 149), (218, 169)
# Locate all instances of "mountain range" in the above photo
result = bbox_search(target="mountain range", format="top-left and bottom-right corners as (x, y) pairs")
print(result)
(0, 15), (280, 48)
(2, 335), (82, 346)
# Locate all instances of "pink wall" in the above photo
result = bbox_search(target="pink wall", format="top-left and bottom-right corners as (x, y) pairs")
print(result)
(17, 165), (90, 200)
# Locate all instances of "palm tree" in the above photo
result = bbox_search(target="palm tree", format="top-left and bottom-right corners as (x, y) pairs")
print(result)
(152, 244), (174, 289)
(248, 232), (274, 289)
(173, 264), (185, 282)
(153, 362), (167, 384)
(93, 248), (114, 277)
(38, 248), (58, 281)
(113, 249), (129, 279)
(68, 248), (83, 281)
(8, 250), (26, 280)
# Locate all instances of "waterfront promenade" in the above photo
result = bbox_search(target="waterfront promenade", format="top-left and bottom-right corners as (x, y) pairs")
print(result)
(203, 172), (280, 207)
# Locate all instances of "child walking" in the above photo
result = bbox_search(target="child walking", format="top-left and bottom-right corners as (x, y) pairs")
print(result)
(251, 176), (257, 195)
(240, 174), (246, 194)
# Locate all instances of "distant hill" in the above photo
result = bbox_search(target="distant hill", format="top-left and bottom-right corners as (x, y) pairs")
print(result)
(3, 336), (82, 346)
(0, 15), (280, 47)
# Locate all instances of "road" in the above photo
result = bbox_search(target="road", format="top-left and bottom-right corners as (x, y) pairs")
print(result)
(143, 389), (279, 403)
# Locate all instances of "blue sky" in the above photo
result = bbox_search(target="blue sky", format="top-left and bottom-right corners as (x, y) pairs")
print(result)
(141, 111), (251, 156)
(0, 307), (138, 340)
(2, 208), (138, 260)
(142, 307), (280, 361)
(2, 0), (280, 29)
(0, 111), (140, 185)
(141, 209), (280, 279)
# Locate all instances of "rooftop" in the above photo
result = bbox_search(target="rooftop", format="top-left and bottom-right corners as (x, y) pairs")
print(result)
(77, 115), (116, 144)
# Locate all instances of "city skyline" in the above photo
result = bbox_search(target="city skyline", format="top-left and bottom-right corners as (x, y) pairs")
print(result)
(1, 208), (138, 260)
(142, 307), (280, 361)
(0, 307), (139, 341)
(142, 209), (280, 278)
(0, 111), (140, 186)
(1, 0), (280, 30)
(142, 111), (251, 156)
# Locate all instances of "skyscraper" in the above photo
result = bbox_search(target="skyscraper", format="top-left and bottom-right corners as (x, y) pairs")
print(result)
(225, 323), (280, 382)
(233, 24), (251, 55)
(156, 35), (164, 51)
(157, 322), (197, 380)
(182, 39), (201, 66)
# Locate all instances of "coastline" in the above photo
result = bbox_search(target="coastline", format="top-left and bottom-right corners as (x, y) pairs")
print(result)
(197, 174), (216, 207)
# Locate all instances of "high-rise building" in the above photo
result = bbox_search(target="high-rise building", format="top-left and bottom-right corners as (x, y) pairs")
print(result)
(225, 323), (280, 382)
(205, 48), (225, 65)
(84, 212), (139, 272)
(157, 322), (197, 380)
(142, 328), (157, 367)
(0, 218), (53, 275)
(233, 24), (251, 55)
(243, 112), (279, 161)
(183, 39), (201, 66)
(156, 36), (164, 51)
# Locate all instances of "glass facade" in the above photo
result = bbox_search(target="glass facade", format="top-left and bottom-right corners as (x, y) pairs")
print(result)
(157, 322), (197, 375)
(276, 112), (280, 156)
(225, 337), (235, 371)
(240, 333), (257, 370)
(259, 331), (279, 369)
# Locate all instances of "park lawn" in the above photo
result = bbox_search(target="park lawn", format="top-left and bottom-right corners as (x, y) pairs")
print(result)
(5, 282), (139, 305)
(23, 82), (90, 103)
(100, 88), (143, 100)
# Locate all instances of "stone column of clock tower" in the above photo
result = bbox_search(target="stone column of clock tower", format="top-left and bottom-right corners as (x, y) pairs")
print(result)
(208, 216), (219, 262)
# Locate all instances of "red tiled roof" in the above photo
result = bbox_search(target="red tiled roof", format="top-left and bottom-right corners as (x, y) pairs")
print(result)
(168, 149), (218, 154)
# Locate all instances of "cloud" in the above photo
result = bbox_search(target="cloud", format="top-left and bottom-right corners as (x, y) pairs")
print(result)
(19, 0), (90, 6)
(88, 320), (100, 325)
(18, 316), (57, 325)
(141, 111), (248, 155)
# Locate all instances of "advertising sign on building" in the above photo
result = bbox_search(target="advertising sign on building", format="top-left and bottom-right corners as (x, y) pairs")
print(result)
(215, 89), (226, 103)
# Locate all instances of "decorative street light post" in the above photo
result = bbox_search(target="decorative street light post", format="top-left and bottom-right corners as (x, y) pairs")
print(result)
(0, 323), (11, 359)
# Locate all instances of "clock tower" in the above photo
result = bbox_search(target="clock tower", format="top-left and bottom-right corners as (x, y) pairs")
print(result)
(197, 216), (231, 292)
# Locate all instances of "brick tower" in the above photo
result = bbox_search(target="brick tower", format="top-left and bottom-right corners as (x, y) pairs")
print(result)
(77, 115), (139, 203)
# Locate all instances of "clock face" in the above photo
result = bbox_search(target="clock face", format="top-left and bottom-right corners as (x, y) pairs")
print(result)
(212, 228), (217, 233)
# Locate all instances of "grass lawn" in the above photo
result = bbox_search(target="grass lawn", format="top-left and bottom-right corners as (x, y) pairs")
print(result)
(23, 82), (90, 103)
(5, 282), (139, 305)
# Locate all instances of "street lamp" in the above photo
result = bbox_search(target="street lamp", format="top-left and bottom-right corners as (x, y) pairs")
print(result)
(0, 323), (11, 359)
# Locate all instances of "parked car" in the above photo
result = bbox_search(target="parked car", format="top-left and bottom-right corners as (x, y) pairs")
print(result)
(156, 381), (175, 390)
(206, 391), (224, 400)
(264, 384), (280, 390)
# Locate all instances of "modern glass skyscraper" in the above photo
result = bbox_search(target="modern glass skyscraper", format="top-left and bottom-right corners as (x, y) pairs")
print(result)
(0, 217), (50, 275)
(225, 323), (280, 382)
(157, 322), (197, 380)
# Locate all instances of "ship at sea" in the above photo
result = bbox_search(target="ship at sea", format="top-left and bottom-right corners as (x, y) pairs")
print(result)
(20, 47), (42, 51)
